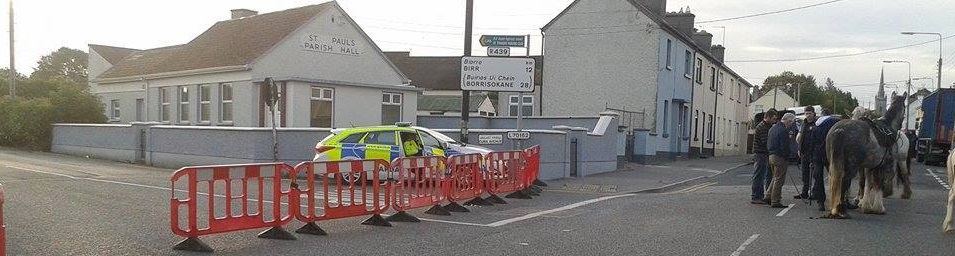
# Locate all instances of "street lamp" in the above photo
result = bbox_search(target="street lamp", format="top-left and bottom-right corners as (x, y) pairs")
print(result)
(903, 31), (944, 161)
(884, 60), (911, 129)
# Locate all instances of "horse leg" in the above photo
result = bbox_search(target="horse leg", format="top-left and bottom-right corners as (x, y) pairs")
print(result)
(898, 159), (912, 199)
(883, 164), (895, 198)
(827, 159), (847, 219)
(861, 169), (887, 215)
(852, 170), (864, 208)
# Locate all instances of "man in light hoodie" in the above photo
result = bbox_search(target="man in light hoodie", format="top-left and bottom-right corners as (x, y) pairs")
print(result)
(810, 108), (840, 211)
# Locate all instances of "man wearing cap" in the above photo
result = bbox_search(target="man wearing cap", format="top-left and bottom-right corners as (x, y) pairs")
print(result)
(795, 106), (817, 200)
(766, 112), (796, 208)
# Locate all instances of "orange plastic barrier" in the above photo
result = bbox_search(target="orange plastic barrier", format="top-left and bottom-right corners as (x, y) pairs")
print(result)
(386, 156), (449, 222)
(445, 153), (492, 209)
(170, 163), (296, 252)
(290, 159), (392, 235)
(523, 145), (541, 187)
(485, 151), (531, 203)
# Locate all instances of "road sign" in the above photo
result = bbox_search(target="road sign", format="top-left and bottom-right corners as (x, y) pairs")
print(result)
(507, 131), (531, 140)
(460, 57), (535, 92)
(479, 35), (526, 47)
(487, 47), (510, 57)
(478, 135), (503, 145)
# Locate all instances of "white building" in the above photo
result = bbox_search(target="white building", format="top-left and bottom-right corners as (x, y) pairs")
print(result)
(749, 87), (797, 118)
(89, 3), (420, 128)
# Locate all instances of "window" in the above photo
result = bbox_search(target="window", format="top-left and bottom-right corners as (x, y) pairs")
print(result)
(199, 84), (212, 123)
(363, 131), (396, 145)
(695, 58), (703, 84)
(311, 87), (334, 127)
(727, 119), (732, 146)
(220, 83), (233, 123)
(681, 106), (689, 139)
(179, 86), (190, 124)
(135, 99), (143, 122)
(662, 100), (669, 136)
(340, 133), (365, 144)
(729, 79), (735, 100)
(382, 92), (402, 124)
(160, 88), (170, 122)
(110, 99), (120, 121)
(709, 67), (717, 91)
(694, 110), (699, 141)
(509, 95), (534, 116)
(418, 131), (442, 148)
(718, 72), (725, 94)
(707, 114), (714, 142)
(665, 39), (672, 69)
(684, 51), (693, 77)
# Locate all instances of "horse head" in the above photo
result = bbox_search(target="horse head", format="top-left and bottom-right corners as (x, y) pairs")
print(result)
(881, 95), (906, 131)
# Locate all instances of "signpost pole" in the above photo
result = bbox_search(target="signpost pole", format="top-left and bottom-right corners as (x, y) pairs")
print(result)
(516, 34), (531, 150)
(460, 0), (474, 144)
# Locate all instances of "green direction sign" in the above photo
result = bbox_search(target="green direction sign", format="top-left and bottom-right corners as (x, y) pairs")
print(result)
(479, 35), (526, 47)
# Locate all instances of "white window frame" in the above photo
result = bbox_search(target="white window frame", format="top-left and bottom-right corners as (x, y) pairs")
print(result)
(179, 86), (190, 124)
(382, 92), (403, 124)
(220, 83), (234, 124)
(160, 88), (170, 123)
(665, 39), (672, 70)
(508, 95), (534, 116)
(198, 84), (212, 124)
(310, 86), (334, 127)
(110, 99), (120, 121)
(684, 50), (693, 78)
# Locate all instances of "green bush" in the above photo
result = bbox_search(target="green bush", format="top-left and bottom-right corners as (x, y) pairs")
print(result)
(0, 98), (54, 150)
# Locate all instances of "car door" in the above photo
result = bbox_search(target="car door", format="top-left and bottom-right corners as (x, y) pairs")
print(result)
(417, 131), (446, 157)
(361, 130), (400, 161)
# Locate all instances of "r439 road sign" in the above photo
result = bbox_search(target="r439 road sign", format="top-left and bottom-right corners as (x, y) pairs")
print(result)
(487, 47), (510, 57)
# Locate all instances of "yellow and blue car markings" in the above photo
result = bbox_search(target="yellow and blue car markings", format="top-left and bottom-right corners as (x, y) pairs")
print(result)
(318, 126), (447, 162)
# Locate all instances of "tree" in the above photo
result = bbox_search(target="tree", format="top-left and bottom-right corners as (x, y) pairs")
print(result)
(761, 71), (824, 107)
(30, 47), (88, 84)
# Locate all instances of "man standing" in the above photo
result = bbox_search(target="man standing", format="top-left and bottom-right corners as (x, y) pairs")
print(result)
(751, 109), (777, 204)
(795, 106), (817, 199)
(810, 108), (840, 211)
(766, 112), (796, 208)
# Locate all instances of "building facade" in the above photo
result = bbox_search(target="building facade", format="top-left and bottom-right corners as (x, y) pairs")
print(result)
(542, 0), (752, 162)
(90, 3), (420, 128)
(748, 87), (797, 120)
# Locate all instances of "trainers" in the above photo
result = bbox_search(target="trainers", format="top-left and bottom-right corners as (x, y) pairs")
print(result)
(751, 199), (767, 204)
(770, 203), (788, 208)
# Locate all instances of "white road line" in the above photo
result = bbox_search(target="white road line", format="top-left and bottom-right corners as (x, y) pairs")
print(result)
(5, 165), (77, 179)
(775, 204), (796, 217)
(485, 193), (636, 227)
(415, 217), (491, 227)
(926, 168), (952, 190)
(685, 182), (717, 193)
(730, 234), (760, 256)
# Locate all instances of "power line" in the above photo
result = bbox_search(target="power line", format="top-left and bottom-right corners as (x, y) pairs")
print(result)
(697, 0), (849, 24)
(727, 34), (955, 63)
(375, 40), (462, 51)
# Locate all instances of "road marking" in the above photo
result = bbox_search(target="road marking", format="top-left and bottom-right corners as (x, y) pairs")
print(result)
(775, 204), (796, 217)
(415, 217), (491, 227)
(485, 194), (636, 227)
(689, 168), (722, 174)
(926, 168), (951, 190)
(685, 182), (717, 193)
(730, 234), (760, 256)
(5, 165), (77, 179)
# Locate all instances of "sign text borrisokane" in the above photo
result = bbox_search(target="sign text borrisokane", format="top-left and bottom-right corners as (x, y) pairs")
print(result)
(301, 34), (363, 56)
(460, 57), (535, 92)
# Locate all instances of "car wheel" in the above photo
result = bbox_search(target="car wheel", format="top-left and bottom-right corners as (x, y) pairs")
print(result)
(340, 172), (365, 185)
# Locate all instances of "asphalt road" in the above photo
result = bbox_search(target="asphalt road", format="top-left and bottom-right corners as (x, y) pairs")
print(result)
(1, 149), (953, 255)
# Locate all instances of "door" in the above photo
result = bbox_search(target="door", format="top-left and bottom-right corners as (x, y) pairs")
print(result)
(362, 131), (400, 161)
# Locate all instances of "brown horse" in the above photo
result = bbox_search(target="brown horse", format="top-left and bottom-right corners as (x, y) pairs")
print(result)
(824, 96), (906, 218)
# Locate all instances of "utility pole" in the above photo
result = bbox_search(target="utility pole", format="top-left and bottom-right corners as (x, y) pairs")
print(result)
(7, 0), (14, 99)
(459, 0), (473, 144)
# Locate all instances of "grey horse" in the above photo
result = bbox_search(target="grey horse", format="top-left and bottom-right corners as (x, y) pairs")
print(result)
(824, 95), (906, 218)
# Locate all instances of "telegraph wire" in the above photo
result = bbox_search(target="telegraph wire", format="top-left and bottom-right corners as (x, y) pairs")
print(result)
(727, 34), (955, 63)
(697, 0), (849, 24)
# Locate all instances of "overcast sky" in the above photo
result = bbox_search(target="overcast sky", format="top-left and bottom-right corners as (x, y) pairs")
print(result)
(3, 0), (953, 106)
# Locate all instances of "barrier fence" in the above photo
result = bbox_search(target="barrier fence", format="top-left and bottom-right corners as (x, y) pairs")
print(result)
(170, 163), (296, 252)
(290, 159), (392, 236)
(1, 183), (5, 256)
(169, 146), (543, 252)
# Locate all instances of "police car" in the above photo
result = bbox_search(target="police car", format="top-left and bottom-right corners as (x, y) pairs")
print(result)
(313, 123), (491, 183)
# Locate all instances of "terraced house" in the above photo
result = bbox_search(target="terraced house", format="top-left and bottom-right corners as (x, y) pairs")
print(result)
(88, 2), (419, 128)
(543, 0), (752, 163)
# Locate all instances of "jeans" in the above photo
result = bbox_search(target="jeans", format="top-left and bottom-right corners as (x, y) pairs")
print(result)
(810, 158), (827, 202)
(751, 153), (771, 200)
(799, 154), (812, 196)
(766, 155), (790, 204)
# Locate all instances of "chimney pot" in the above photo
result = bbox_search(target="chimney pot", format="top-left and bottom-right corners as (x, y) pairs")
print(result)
(231, 9), (258, 19)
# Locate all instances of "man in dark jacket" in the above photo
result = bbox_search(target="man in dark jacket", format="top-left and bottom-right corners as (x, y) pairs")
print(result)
(810, 108), (840, 210)
(751, 109), (777, 204)
(766, 112), (795, 208)
(795, 106), (817, 199)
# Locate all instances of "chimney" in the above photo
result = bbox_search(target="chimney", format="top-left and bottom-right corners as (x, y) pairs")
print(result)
(692, 30), (713, 50)
(711, 45), (725, 63)
(664, 11), (695, 37)
(231, 9), (258, 19)
(635, 0), (667, 16)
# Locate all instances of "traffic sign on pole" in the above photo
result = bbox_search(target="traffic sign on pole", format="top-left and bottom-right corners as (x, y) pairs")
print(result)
(487, 47), (510, 57)
(460, 57), (534, 92)
(479, 35), (526, 47)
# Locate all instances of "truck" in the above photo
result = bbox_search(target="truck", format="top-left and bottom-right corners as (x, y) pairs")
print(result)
(916, 88), (955, 166)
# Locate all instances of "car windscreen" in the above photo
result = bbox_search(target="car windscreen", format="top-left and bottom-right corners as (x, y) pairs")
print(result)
(417, 127), (458, 144)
